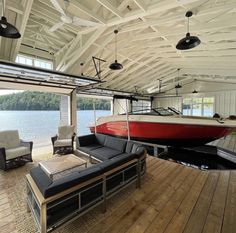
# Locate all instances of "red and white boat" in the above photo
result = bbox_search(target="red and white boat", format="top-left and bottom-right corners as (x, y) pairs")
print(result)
(90, 108), (236, 146)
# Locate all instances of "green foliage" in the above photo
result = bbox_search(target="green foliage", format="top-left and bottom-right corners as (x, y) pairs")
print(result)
(0, 91), (111, 111)
(77, 97), (111, 110)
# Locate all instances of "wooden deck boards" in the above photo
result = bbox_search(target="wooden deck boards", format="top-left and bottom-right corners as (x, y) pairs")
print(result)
(0, 157), (236, 233)
(86, 157), (236, 233)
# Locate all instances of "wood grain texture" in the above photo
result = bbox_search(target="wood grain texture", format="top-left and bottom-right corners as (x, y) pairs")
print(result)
(1, 155), (236, 233)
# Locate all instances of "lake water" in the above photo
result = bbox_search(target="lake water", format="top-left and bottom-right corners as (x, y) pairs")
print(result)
(0, 110), (110, 147)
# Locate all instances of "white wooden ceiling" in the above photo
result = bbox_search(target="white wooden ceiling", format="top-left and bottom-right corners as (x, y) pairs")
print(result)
(0, 0), (236, 95)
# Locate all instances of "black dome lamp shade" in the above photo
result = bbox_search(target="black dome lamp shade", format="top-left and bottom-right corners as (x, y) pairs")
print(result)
(175, 83), (182, 89)
(0, 0), (21, 39)
(175, 68), (182, 89)
(176, 11), (200, 50)
(109, 30), (123, 70)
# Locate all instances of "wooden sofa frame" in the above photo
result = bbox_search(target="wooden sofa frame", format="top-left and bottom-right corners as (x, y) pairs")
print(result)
(26, 154), (146, 233)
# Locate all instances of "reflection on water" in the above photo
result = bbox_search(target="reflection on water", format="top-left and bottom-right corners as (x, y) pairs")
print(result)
(0, 110), (110, 147)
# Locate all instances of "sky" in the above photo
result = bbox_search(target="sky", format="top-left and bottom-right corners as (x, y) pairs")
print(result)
(0, 90), (23, 96)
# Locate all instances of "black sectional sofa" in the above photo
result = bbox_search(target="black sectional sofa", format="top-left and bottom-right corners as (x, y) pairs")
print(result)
(77, 133), (144, 162)
(26, 133), (146, 233)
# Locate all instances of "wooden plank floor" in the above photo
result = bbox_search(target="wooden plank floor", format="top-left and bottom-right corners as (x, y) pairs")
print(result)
(86, 156), (236, 233)
(0, 175), (17, 233)
(0, 156), (236, 233)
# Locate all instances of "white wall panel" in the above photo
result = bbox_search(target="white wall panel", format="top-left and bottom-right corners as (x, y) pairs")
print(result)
(153, 90), (236, 117)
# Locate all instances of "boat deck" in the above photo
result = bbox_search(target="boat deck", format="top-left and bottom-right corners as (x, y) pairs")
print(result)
(210, 134), (236, 153)
(0, 156), (236, 233)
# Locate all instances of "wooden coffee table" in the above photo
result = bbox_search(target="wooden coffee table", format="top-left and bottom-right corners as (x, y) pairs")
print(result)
(39, 154), (87, 180)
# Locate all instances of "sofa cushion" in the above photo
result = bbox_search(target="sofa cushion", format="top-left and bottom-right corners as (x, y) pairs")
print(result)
(78, 144), (103, 154)
(0, 131), (7, 149)
(95, 133), (106, 145)
(77, 134), (96, 147)
(0, 130), (20, 149)
(44, 165), (103, 198)
(54, 139), (72, 147)
(98, 153), (136, 173)
(30, 167), (53, 196)
(125, 141), (134, 153)
(104, 136), (127, 152)
(90, 147), (122, 161)
(58, 125), (74, 140)
(6, 146), (30, 160)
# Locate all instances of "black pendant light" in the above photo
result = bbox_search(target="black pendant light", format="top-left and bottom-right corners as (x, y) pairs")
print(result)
(0, 0), (21, 39)
(176, 11), (200, 50)
(175, 68), (182, 89)
(192, 79), (198, 93)
(109, 29), (123, 70)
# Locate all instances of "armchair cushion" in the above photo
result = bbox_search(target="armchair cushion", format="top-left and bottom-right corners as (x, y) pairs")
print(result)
(58, 125), (75, 140)
(0, 130), (20, 149)
(6, 146), (31, 160)
(54, 139), (72, 147)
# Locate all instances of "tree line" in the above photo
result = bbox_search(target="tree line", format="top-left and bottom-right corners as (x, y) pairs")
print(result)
(0, 91), (111, 111)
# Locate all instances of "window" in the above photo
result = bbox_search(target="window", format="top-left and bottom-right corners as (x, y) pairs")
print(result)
(203, 97), (214, 117)
(132, 100), (151, 113)
(182, 98), (191, 116)
(16, 54), (53, 70)
(182, 97), (214, 117)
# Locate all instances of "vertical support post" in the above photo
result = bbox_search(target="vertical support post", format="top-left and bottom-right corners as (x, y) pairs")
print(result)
(102, 176), (107, 213)
(125, 99), (130, 141)
(26, 183), (30, 213)
(70, 89), (77, 147)
(93, 100), (97, 134)
(40, 204), (47, 233)
(60, 95), (70, 125)
(136, 159), (141, 189)
(111, 99), (114, 115)
(154, 146), (158, 157)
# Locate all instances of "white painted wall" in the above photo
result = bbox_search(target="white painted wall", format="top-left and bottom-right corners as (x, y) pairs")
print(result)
(60, 95), (70, 125)
(153, 90), (236, 118)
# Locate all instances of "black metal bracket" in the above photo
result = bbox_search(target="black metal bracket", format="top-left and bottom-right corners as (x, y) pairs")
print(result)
(92, 56), (106, 80)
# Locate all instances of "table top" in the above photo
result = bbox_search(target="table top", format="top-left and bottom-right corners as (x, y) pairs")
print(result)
(39, 154), (87, 176)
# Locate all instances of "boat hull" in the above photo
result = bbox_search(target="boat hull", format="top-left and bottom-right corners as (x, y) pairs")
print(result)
(90, 121), (234, 146)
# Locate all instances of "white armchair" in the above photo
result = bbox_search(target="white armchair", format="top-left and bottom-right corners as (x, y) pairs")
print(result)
(0, 130), (33, 171)
(51, 125), (76, 154)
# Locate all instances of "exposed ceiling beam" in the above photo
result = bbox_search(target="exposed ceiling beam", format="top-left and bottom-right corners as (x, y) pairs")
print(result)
(105, 0), (200, 26)
(70, 0), (106, 24)
(0, 0), (24, 15)
(132, 0), (147, 12)
(10, 0), (34, 61)
(97, 0), (124, 18)
(59, 27), (106, 71)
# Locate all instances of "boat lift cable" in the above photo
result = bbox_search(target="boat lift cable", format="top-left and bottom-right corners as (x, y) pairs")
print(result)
(93, 100), (97, 134)
(116, 98), (130, 141)
(126, 99), (130, 141)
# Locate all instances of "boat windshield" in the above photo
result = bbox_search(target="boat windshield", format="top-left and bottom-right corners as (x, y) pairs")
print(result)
(153, 108), (174, 116)
(127, 107), (180, 116)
